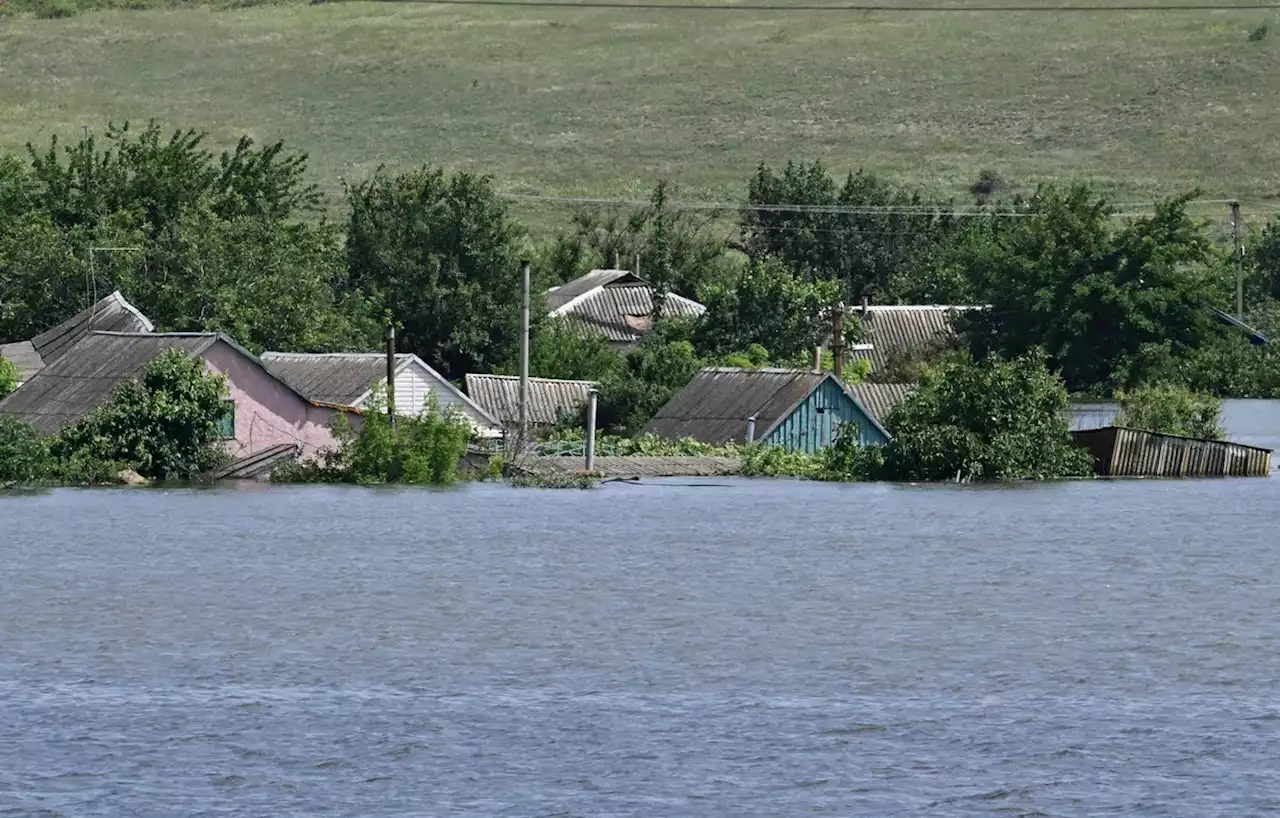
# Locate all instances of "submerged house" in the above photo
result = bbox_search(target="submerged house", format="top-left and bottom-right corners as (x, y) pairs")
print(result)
(546, 269), (706, 347)
(464, 373), (596, 433)
(643, 367), (889, 453)
(261, 352), (500, 437)
(0, 290), (153, 386)
(0, 331), (353, 460)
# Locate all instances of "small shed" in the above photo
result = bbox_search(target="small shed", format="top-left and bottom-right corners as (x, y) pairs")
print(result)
(642, 367), (889, 453)
(261, 352), (499, 437)
(1071, 426), (1273, 477)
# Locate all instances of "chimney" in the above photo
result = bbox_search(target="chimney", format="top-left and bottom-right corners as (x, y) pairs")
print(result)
(832, 306), (845, 380)
(861, 295), (869, 318)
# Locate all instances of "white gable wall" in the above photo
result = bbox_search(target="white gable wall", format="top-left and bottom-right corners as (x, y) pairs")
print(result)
(363, 361), (499, 436)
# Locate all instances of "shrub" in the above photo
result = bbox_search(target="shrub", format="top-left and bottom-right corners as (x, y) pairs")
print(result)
(1249, 24), (1269, 42)
(54, 350), (230, 480)
(1116, 382), (1224, 439)
(0, 417), (53, 485)
(0, 356), (18, 400)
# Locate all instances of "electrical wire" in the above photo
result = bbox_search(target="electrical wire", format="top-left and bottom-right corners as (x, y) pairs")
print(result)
(376, 0), (1280, 11)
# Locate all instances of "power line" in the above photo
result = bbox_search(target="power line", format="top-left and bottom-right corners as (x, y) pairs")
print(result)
(378, 0), (1280, 10)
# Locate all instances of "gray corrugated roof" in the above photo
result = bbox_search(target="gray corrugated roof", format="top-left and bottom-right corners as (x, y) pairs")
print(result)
(547, 270), (706, 342)
(29, 291), (155, 366)
(642, 367), (832, 446)
(0, 332), (218, 434)
(846, 306), (977, 372)
(846, 382), (915, 426)
(464, 374), (595, 427)
(261, 353), (414, 406)
(546, 269), (635, 312)
(0, 341), (44, 382)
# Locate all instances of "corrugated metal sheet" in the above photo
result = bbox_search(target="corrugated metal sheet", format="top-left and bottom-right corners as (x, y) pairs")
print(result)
(548, 270), (706, 343)
(464, 374), (596, 427)
(643, 367), (888, 451)
(208, 443), (300, 480)
(1072, 426), (1272, 477)
(0, 332), (217, 434)
(29, 291), (154, 366)
(545, 269), (634, 312)
(847, 306), (977, 373)
(261, 353), (411, 406)
(0, 341), (44, 382)
(846, 382), (915, 426)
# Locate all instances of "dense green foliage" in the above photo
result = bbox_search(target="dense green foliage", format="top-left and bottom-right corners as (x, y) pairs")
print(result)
(345, 167), (524, 380)
(1116, 383), (1224, 440)
(955, 187), (1221, 394)
(0, 123), (370, 354)
(0, 356), (18, 399)
(0, 416), (52, 484)
(742, 161), (962, 301)
(273, 394), (473, 485)
(523, 318), (625, 384)
(55, 349), (231, 480)
(868, 351), (1092, 481)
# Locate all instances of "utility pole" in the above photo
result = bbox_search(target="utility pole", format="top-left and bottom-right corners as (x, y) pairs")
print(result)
(1231, 200), (1244, 321)
(518, 260), (531, 448)
(585, 389), (598, 472)
(831, 306), (845, 380)
(385, 323), (397, 435)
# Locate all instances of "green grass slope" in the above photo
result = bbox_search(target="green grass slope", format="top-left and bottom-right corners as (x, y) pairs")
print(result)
(2, 1), (1278, 209)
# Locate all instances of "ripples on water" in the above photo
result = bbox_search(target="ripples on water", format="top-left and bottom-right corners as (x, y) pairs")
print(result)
(2, 479), (1279, 816)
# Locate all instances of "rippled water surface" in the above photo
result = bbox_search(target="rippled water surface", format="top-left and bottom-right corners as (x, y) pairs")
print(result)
(3, 479), (1280, 816)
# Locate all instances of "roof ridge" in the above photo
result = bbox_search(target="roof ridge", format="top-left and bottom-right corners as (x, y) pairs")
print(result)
(466, 373), (599, 386)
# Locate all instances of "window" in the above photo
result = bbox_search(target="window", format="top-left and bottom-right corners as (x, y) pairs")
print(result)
(217, 399), (236, 439)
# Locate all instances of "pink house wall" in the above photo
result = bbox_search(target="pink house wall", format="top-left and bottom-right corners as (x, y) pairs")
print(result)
(202, 341), (358, 460)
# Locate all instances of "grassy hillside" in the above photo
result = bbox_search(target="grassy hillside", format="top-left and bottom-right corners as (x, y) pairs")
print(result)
(2, 1), (1279, 215)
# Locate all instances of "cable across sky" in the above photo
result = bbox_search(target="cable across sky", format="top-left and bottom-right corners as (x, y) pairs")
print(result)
(377, 0), (1280, 12)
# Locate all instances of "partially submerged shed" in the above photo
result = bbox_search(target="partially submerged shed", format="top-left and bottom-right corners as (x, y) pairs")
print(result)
(643, 367), (889, 453)
(1072, 426), (1272, 477)
(845, 305), (979, 375)
(464, 373), (596, 432)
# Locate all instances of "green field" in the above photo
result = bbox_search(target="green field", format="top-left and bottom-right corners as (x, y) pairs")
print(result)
(2, 1), (1279, 215)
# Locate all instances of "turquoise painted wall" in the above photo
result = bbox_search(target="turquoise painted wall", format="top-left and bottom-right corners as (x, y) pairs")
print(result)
(764, 378), (889, 454)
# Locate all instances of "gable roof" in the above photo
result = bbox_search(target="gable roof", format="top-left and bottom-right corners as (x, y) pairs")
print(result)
(0, 341), (44, 383)
(846, 382), (915, 426)
(0, 290), (154, 384)
(464, 373), (596, 427)
(260, 351), (497, 425)
(0, 332), (219, 434)
(0, 331), (342, 435)
(847, 305), (978, 373)
(643, 367), (888, 445)
(547, 269), (706, 342)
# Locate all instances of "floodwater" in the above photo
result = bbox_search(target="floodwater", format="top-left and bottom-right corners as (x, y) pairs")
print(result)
(2, 478), (1279, 816)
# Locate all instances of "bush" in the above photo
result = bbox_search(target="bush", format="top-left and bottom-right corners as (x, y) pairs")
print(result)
(0, 417), (54, 484)
(1249, 24), (1269, 42)
(740, 444), (821, 477)
(1116, 382), (1223, 439)
(0, 356), (18, 400)
(875, 350), (1093, 482)
(275, 393), (473, 485)
(54, 350), (230, 480)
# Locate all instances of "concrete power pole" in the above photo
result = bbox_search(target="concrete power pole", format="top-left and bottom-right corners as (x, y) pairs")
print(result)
(1231, 201), (1244, 321)
(518, 260), (531, 448)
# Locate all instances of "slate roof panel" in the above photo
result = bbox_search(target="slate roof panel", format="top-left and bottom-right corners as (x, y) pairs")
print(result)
(464, 374), (596, 427)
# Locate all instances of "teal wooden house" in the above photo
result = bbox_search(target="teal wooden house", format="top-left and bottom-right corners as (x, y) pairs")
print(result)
(642, 367), (892, 454)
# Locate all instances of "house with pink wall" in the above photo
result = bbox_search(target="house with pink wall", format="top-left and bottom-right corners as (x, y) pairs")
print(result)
(0, 331), (356, 462)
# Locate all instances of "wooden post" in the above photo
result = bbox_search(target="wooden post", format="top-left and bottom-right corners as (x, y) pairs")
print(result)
(519, 260), (531, 447)
(812, 345), (822, 372)
(585, 389), (598, 471)
(1232, 200), (1244, 321)
(385, 323), (397, 435)
(831, 306), (845, 380)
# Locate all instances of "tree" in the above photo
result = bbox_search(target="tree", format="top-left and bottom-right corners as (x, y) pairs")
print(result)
(55, 349), (230, 480)
(741, 161), (962, 300)
(956, 186), (1221, 394)
(1116, 383), (1224, 439)
(345, 166), (524, 380)
(552, 181), (734, 298)
(2, 122), (370, 354)
(594, 318), (702, 435)
(877, 350), (1093, 481)
(524, 318), (625, 383)
(692, 258), (842, 361)
(0, 417), (51, 485)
